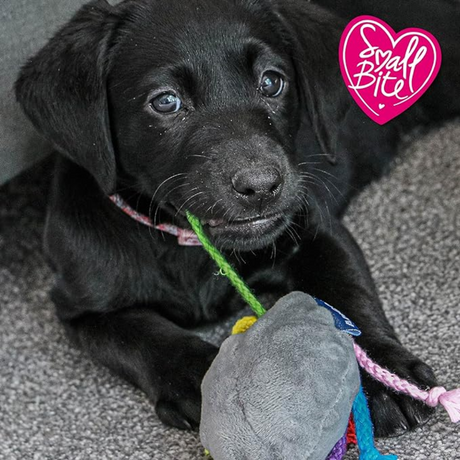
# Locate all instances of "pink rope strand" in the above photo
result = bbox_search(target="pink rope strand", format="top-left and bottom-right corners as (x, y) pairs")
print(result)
(353, 342), (460, 423)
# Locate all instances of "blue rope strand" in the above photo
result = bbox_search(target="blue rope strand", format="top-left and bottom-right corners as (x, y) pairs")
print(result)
(353, 385), (398, 460)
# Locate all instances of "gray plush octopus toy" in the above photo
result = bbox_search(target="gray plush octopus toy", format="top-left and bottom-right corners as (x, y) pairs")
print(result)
(200, 291), (361, 460)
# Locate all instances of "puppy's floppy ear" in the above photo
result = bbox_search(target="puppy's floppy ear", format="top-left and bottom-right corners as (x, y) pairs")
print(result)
(15, 0), (119, 193)
(275, 0), (351, 164)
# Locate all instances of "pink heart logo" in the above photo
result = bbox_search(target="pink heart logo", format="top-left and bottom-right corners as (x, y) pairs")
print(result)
(339, 16), (442, 125)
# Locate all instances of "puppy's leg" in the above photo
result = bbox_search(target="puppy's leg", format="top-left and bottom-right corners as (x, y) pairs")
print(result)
(63, 306), (218, 430)
(290, 219), (437, 437)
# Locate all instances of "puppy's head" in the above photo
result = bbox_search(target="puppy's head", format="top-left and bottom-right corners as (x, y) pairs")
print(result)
(16, 0), (349, 251)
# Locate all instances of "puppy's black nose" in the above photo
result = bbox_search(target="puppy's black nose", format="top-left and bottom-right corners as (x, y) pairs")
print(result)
(231, 167), (283, 205)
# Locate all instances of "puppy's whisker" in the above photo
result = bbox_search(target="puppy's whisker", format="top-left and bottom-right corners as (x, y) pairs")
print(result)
(318, 175), (345, 201)
(149, 173), (187, 219)
(296, 185), (324, 238)
(238, 249), (246, 265)
(297, 183), (314, 195)
(204, 201), (222, 216)
(221, 204), (236, 223)
(176, 191), (205, 215)
(289, 223), (301, 241)
(191, 196), (209, 213)
(230, 247), (243, 265)
(209, 198), (223, 215)
(151, 182), (190, 226)
(290, 219), (306, 232)
(325, 200), (332, 233)
(150, 173), (187, 204)
(174, 186), (199, 207)
(153, 200), (165, 228)
(296, 161), (324, 167)
(114, 184), (141, 193)
(297, 153), (335, 161)
(285, 225), (300, 246)
(309, 167), (338, 180)
(227, 207), (240, 225)
(314, 178), (340, 207)
(150, 182), (190, 227)
(309, 168), (347, 198)
(270, 241), (277, 263)
(299, 174), (340, 207)
(299, 171), (339, 195)
(162, 182), (191, 202)
(188, 154), (212, 160)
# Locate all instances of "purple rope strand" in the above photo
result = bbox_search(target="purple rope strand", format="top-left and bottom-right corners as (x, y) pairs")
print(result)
(326, 434), (347, 460)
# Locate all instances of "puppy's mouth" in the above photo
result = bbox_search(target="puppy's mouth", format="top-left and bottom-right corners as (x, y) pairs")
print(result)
(201, 214), (283, 234)
(203, 213), (290, 250)
(165, 202), (290, 250)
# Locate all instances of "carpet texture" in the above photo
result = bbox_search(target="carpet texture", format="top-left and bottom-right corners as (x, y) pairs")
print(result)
(1, 120), (459, 459)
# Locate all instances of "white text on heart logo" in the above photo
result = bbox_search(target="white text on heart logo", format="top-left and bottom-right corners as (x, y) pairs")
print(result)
(339, 16), (442, 124)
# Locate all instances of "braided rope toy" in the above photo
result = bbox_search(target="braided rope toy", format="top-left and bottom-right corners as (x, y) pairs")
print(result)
(186, 212), (460, 459)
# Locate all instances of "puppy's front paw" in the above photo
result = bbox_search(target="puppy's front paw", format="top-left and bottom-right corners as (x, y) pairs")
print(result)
(154, 342), (218, 431)
(155, 397), (202, 431)
(359, 341), (437, 437)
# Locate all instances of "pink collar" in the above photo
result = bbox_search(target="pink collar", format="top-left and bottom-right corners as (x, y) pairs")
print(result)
(109, 194), (202, 246)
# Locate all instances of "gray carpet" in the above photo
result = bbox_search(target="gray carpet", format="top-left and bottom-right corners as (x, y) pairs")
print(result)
(1, 121), (459, 459)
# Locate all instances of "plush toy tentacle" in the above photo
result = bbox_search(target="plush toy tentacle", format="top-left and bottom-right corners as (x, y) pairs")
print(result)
(326, 434), (347, 460)
(352, 386), (398, 460)
(425, 387), (460, 423)
(354, 343), (460, 423)
(346, 417), (357, 444)
(232, 316), (258, 335)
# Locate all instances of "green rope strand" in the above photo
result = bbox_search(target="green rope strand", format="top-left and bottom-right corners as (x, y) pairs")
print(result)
(186, 211), (267, 318)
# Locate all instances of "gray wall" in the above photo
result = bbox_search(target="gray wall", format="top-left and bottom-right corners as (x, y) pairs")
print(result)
(0, 0), (118, 185)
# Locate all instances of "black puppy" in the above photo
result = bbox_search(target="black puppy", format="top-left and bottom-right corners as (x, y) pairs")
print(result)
(15, 0), (460, 437)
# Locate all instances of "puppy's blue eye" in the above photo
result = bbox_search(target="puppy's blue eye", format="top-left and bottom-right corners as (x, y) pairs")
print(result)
(259, 71), (284, 97)
(151, 92), (182, 113)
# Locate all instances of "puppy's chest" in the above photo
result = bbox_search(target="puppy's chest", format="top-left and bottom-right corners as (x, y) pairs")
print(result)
(144, 248), (240, 324)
